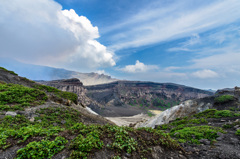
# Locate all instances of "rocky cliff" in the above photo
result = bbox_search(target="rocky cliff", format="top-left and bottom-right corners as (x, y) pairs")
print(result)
(39, 79), (213, 117)
(85, 81), (213, 116)
(37, 79), (103, 109)
(138, 86), (240, 128)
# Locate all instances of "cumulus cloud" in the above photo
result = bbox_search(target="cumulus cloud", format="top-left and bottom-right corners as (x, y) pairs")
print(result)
(192, 69), (219, 79)
(119, 60), (158, 73)
(0, 0), (115, 71)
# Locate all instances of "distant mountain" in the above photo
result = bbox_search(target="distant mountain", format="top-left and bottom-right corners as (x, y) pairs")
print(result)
(39, 78), (214, 117)
(0, 58), (117, 85)
(84, 81), (214, 116)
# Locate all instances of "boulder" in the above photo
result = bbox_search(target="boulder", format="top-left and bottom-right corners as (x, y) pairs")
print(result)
(5, 111), (17, 117)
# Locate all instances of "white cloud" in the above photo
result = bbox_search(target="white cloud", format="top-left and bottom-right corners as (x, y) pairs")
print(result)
(95, 70), (106, 75)
(0, 0), (115, 71)
(119, 60), (158, 73)
(192, 69), (219, 79)
(105, 0), (240, 51)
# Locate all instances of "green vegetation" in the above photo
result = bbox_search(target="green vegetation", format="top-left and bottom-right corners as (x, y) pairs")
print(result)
(236, 130), (240, 136)
(223, 120), (240, 129)
(194, 109), (240, 118)
(0, 106), (181, 158)
(156, 109), (237, 144)
(171, 126), (224, 144)
(17, 136), (68, 159)
(0, 67), (18, 75)
(0, 83), (47, 111)
(214, 95), (235, 103)
(34, 85), (78, 104)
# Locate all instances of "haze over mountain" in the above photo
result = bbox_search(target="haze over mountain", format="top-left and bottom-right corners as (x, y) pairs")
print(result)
(0, 58), (117, 86)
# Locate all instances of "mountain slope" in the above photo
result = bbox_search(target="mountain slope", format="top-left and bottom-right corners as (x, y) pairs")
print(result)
(0, 58), (117, 85)
(85, 81), (213, 116)
(0, 67), (186, 159)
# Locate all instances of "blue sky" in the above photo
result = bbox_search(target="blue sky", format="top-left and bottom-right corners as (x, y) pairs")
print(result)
(1, 0), (240, 89)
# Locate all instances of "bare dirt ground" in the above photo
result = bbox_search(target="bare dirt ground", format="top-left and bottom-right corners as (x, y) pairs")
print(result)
(106, 110), (162, 126)
(106, 113), (151, 126)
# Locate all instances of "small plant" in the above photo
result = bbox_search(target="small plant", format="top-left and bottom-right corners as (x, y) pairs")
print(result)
(0, 83), (47, 110)
(236, 130), (240, 136)
(17, 136), (68, 159)
(214, 95), (235, 103)
(34, 85), (78, 104)
(170, 125), (225, 144)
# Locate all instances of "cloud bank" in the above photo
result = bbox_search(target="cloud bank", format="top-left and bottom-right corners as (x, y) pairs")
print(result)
(0, 0), (115, 71)
(119, 60), (158, 73)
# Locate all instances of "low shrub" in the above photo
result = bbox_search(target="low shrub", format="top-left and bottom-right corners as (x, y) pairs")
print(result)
(0, 83), (47, 110)
(171, 125), (225, 144)
(214, 95), (235, 103)
(17, 136), (68, 159)
(236, 130), (240, 136)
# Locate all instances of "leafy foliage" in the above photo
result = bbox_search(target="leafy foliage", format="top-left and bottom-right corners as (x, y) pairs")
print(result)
(214, 95), (235, 103)
(0, 83), (47, 111)
(194, 109), (240, 118)
(236, 130), (240, 136)
(34, 85), (78, 104)
(170, 125), (225, 144)
(17, 136), (68, 159)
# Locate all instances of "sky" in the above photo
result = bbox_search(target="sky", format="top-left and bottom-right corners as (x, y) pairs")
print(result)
(1, 0), (240, 89)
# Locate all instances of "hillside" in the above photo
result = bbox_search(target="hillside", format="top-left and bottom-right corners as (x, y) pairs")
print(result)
(85, 81), (213, 116)
(0, 67), (186, 158)
(136, 87), (240, 158)
(38, 79), (213, 117)
(1, 67), (240, 159)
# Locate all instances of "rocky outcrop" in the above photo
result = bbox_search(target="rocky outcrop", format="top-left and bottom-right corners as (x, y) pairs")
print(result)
(37, 79), (103, 108)
(137, 87), (240, 128)
(137, 96), (214, 128)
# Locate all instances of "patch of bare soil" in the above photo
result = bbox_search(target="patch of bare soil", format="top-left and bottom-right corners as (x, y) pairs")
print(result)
(106, 113), (151, 126)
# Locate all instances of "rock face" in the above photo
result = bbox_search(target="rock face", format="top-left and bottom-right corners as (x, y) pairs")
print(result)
(37, 79), (102, 108)
(137, 96), (214, 128)
(137, 87), (240, 128)
(38, 80), (213, 117)
(85, 81), (213, 116)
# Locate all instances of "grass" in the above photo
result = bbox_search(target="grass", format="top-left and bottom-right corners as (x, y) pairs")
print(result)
(34, 85), (78, 104)
(214, 95), (235, 103)
(0, 83), (47, 111)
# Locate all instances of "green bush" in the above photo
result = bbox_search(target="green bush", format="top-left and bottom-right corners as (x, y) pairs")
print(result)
(170, 125), (225, 144)
(214, 95), (235, 103)
(34, 85), (78, 104)
(17, 136), (68, 159)
(0, 83), (47, 110)
(236, 130), (240, 136)
(214, 110), (233, 118)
